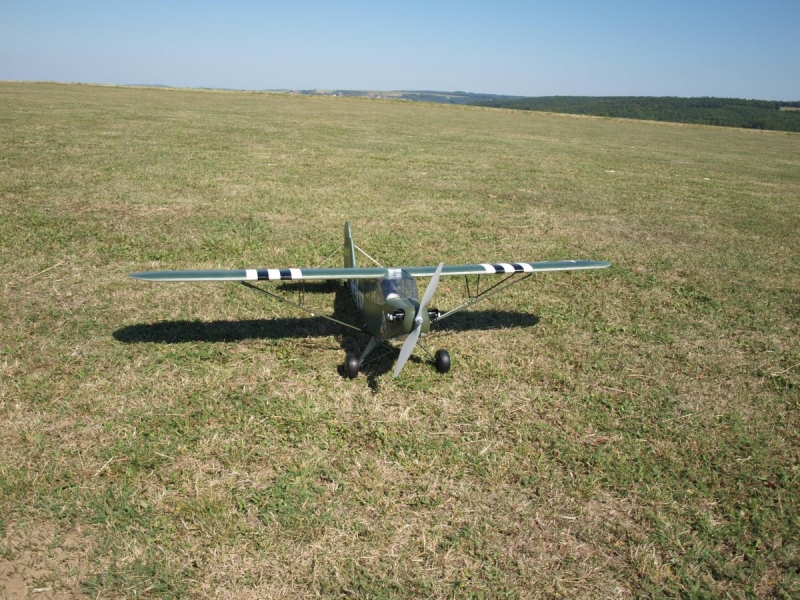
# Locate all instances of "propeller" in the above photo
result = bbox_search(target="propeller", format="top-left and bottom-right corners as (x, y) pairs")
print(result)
(393, 262), (444, 378)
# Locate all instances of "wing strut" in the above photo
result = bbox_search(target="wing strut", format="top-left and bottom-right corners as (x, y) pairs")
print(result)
(240, 281), (366, 334)
(433, 272), (534, 323)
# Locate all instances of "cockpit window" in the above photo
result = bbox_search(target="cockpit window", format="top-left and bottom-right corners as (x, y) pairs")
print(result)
(381, 278), (399, 299)
(376, 269), (418, 304)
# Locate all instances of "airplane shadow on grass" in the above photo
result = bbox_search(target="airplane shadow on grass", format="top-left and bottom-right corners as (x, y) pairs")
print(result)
(113, 283), (540, 386)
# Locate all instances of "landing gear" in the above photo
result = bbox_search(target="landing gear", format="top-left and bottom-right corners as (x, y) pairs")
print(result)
(434, 349), (451, 374)
(344, 340), (450, 378)
(344, 353), (360, 379)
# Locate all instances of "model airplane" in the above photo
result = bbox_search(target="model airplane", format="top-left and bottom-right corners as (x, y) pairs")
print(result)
(131, 222), (610, 378)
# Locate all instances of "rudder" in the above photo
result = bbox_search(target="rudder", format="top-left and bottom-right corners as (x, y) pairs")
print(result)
(343, 221), (357, 268)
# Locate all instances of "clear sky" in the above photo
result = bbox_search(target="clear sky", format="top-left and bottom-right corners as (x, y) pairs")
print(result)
(1, 0), (798, 100)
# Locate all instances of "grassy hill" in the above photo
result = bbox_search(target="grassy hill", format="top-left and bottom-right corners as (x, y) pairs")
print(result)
(132, 88), (800, 131)
(1, 82), (799, 598)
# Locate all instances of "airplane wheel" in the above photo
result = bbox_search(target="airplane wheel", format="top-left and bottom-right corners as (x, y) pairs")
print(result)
(434, 349), (451, 374)
(344, 353), (360, 379)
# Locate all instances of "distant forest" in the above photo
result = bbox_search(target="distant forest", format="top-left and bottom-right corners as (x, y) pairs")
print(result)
(469, 96), (800, 132)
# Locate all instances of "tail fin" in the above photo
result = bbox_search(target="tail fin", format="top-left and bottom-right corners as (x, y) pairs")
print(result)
(343, 221), (357, 268)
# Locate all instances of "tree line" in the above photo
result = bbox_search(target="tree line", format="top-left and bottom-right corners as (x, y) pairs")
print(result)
(469, 96), (800, 132)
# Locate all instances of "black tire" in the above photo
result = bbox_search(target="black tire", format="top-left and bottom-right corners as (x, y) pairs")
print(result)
(434, 349), (451, 374)
(344, 353), (360, 379)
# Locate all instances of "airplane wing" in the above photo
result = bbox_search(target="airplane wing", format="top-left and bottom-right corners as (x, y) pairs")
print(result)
(405, 260), (610, 277)
(130, 260), (611, 282)
(130, 267), (388, 282)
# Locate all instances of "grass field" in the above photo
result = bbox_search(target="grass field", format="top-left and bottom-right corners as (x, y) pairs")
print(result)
(1, 82), (799, 598)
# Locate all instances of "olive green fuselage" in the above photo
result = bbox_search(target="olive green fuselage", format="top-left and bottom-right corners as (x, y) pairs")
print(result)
(343, 221), (430, 341)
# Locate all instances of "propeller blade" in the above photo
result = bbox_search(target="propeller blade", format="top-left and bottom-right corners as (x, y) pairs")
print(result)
(419, 262), (443, 311)
(393, 263), (444, 378)
(393, 324), (421, 378)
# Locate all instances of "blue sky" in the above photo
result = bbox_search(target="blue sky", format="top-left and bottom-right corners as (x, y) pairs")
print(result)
(1, 0), (798, 100)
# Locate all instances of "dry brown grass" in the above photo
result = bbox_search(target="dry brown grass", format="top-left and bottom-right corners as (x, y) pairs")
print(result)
(1, 82), (799, 598)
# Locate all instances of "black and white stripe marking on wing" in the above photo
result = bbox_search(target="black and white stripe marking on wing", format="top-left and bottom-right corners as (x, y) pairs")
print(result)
(480, 263), (535, 274)
(255, 268), (303, 281)
(512, 263), (535, 273)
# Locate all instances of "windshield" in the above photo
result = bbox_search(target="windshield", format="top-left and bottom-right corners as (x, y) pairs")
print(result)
(378, 269), (418, 304)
